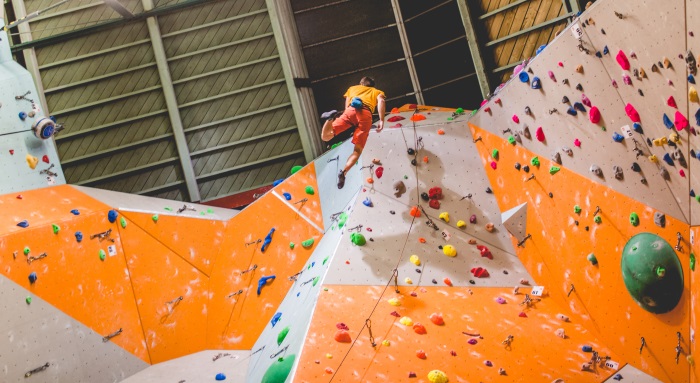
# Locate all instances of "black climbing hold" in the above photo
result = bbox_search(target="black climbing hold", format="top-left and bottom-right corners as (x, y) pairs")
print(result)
(369, 238), (374, 242)
(641, 178), (648, 184)
(585, 226), (590, 231)
(514, 162), (521, 170)
(503, 270), (509, 275)
(646, 138), (653, 146)
(691, 149), (696, 158)
(576, 83), (583, 91)
(415, 268), (422, 273)
(407, 148), (415, 155)
(390, 210), (395, 215)
(638, 89), (644, 96)
(631, 162), (641, 172)
(668, 141), (677, 148)
(485, 187), (493, 194)
(574, 220), (579, 226)
(562, 96), (570, 104)
(601, 28), (606, 34)
(432, 279), (438, 284)
(691, 189), (696, 198)
(411, 159), (417, 166)
(548, 192), (553, 198)
(438, 245), (443, 249)
(469, 280), (475, 285)
(595, 51), (602, 58)
(562, 78), (569, 85)
(421, 192), (429, 201)
(523, 165), (530, 173)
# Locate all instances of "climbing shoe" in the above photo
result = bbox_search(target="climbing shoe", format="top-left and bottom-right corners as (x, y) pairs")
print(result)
(321, 110), (341, 122)
(337, 170), (346, 189)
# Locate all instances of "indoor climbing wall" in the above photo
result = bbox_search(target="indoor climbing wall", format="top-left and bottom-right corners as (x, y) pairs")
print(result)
(687, 0), (700, 226)
(0, 21), (65, 194)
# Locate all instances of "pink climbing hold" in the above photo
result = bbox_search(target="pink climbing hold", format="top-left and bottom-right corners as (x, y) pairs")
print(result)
(680, 169), (686, 177)
(490, 161), (497, 169)
(480, 99), (488, 107)
(558, 62), (563, 67)
(548, 70), (556, 81)
(581, 94), (591, 107)
(625, 103), (641, 123)
(518, 311), (528, 318)
(668, 96), (678, 109)
(616, 50), (631, 70)
(589, 106), (601, 124)
(390, 311), (401, 317)
(477, 245), (493, 259)
(336, 323), (349, 330)
(471, 267), (490, 278)
(675, 111), (689, 131)
(535, 127), (545, 142)
(612, 79), (618, 88)
(512, 115), (520, 123)
(574, 138), (581, 147)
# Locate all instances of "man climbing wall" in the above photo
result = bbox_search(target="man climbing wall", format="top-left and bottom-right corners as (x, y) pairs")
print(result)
(320, 76), (386, 189)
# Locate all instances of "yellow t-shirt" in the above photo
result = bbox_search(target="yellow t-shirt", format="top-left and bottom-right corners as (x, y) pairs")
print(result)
(344, 85), (385, 113)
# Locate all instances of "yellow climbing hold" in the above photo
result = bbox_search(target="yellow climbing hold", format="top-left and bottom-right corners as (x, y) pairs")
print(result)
(399, 316), (413, 326)
(388, 297), (401, 306)
(438, 212), (449, 222)
(382, 340), (390, 346)
(26, 154), (38, 169)
(690, 86), (699, 103)
(669, 132), (680, 143)
(456, 220), (466, 229)
(409, 254), (421, 266)
(649, 155), (658, 163)
(427, 370), (449, 383)
(404, 277), (413, 284)
(325, 353), (333, 359)
(442, 245), (457, 257)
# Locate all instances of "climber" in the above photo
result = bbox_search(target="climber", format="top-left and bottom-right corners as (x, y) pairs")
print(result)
(320, 76), (386, 189)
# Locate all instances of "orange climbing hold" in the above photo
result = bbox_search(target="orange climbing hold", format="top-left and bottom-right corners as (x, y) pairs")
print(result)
(410, 206), (421, 217)
(437, 129), (445, 135)
(418, 237), (426, 243)
(411, 114), (427, 122)
(334, 329), (352, 343)
(366, 177), (374, 184)
(423, 156), (429, 163)
(429, 313), (444, 325)
(443, 277), (453, 286)
(391, 107), (400, 114)
(413, 323), (427, 335)
(416, 349), (427, 359)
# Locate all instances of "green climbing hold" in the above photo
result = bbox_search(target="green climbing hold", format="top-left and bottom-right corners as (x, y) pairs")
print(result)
(291, 165), (303, 175)
(404, 175), (408, 179)
(301, 238), (314, 248)
(207, 208), (214, 214)
(324, 288), (328, 291)
(323, 256), (329, 265)
(455, 107), (464, 114)
(447, 117), (454, 121)
(331, 142), (342, 149)
(52, 224), (60, 234)
(549, 166), (560, 175)
(492, 149), (499, 160)
(507, 135), (516, 145)
(621, 233), (684, 314)
(594, 216), (602, 224)
(164, 207), (172, 211)
(289, 242), (295, 249)
(629, 212), (640, 226)
(350, 232), (366, 246)
(25, 296), (31, 304)
(120, 217), (127, 228)
(305, 186), (315, 195)
(262, 354), (296, 383)
(23, 247), (30, 255)
(574, 205), (582, 214)
(587, 253), (598, 265)
(530, 156), (540, 167)
(470, 109), (478, 116)
(691, 253), (696, 271)
(277, 326), (290, 346)
(152, 214), (159, 222)
(99, 249), (106, 261)
(312, 276), (320, 286)
(601, 126), (607, 132)
(338, 212), (348, 229)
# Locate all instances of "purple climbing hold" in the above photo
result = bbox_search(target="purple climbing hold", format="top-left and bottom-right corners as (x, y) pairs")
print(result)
(495, 297), (506, 304)
(17, 220), (28, 228)
(108, 210), (118, 223)
(469, 214), (477, 224)
(468, 338), (478, 345)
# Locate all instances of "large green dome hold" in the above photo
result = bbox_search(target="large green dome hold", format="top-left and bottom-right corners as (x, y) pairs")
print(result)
(621, 233), (684, 314)
(262, 354), (296, 383)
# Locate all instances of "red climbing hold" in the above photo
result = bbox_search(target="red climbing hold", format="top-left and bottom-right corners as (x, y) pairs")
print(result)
(409, 104), (418, 109)
(16, 194), (22, 199)
(443, 277), (453, 286)
(668, 96), (678, 109)
(518, 312), (528, 318)
(471, 267), (490, 278)
(680, 169), (686, 177)
(535, 127), (545, 142)
(390, 311), (401, 317)
(484, 107), (491, 113)
(375, 166), (384, 179)
(490, 161), (497, 169)
(42, 155), (49, 163)
(413, 323), (427, 335)
(423, 156), (429, 163)
(494, 98), (501, 105)
(625, 103), (641, 123)
(450, 350), (457, 356)
(589, 106), (601, 124)
(616, 50), (631, 70)
(325, 367), (334, 374)
(428, 199), (440, 209)
(477, 245), (493, 259)
(416, 350), (427, 359)
(418, 237), (426, 243)
(408, 372), (417, 378)
(345, 260), (350, 264)
(429, 313), (444, 325)
(429, 187), (443, 200)
(675, 111), (689, 131)
(512, 115), (520, 123)
(334, 330), (352, 343)
(9, 149), (14, 155)
(336, 323), (349, 330)
(574, 138), (581, 147)
(558, 62), (563, 67)
(388, 116), (405, 122)
(410, 114), (426, 122)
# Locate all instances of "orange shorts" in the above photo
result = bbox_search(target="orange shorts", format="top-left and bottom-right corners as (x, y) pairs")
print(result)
(332, 106), (373, 149)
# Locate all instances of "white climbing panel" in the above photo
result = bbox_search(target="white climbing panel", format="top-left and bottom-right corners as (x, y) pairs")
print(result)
(501, 202), (528, 241)
(121, 350), (250, 383)
(314, 139), (363, 230)
(602, 364), (664, 383)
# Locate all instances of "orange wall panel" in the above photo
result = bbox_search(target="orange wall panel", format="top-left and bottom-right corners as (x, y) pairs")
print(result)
(274, 162), (324, 230)
(120, 211), (227, 276)
(295, 285), (622, 383)
(207, 193), (323, 350)
(0, 211), (149, 363)
(118, 218), (209, 364)
(470, 123), (691, 382)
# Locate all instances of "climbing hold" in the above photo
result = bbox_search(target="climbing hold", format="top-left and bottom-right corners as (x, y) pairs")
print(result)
(518, 71), (529, 83)
(691, 253), (696, 271)
(663, 153), (674, 166)
(622, 233), (684, 313)
(215, 373), (226, 381)
(555, 328), (566, 338)
(531, 77), (541, 89)
(485, 223), (495, 232)
(270, 312), (282, 327)
(613, 165), (623, 180)
(363, 197), (373, 207)
(439, 212), (449, 222)
(566, 106), (577, 116)
(429, 313), (444, 325)
(107, 210), (118, 223)
(631, 162), (641, 172)
(405, 277), (413, 284)
(427, 370), (448, 383)
(556, 313), (569, 322)
(99, 249), (106, 261)
(261, 354), (295, 383)
(456, 220), (466, 229)
(26, 155), (38, 169)
(535, 127), (545, 142)
(467, 338), (478, 345)
(589, 106), (601, 123)
(388, 298), (401, 306)
(654, 212), (666, 228)
(443, 277), (452, 286)
(469, 214), (477, 224)
(574, 138), (581, 148)
(152, 214), (159, 222)
(612, 132), (624, 142)
(495, 297), (506, 304)
(680, 169), (686, 177)
(594, 216), (602, 224)
(530, 157), (540, 167)
(410, 255), (421, 266)
(507, 135), (516, 145)
(588, 253), (598, 265)
(429, 199), (440, 209)
(393, 181), (406, 197)
(277, 326), (290, 346)
(484, 360), (493, 367)
(416, 350), (427, 359)
(442, 245), (457, 257)
(512, 115), (520, 123)
(616, 50), (630, 70)
(490, 161), (497, 169)
(17, 220), (29, 228)
(302, 238), (315, 248)
(410, 206), (421, 217)
(350, 233), (366, 246)
(471, 267), (489, 278)
(663, 113), (674, 129)
(413, 323), (427, 334)
(282, 192), (292, 201)
(75, 231), (83, 242)
(575, 64), (584, 73)
(70, 209), (80, 216)
(375, 166), (384, 179)
(582, 345), (593, 352)
(410, 114), (426, 122)
(625, 103), (641, 123)
(257, 275), (276, 295)
(548, 70), (556, 81)
(25, 296), (31, 305)
(477, 245), (492, 259)
(551, 152), (561, 164)
(574, 205), (581, 214)
(675, 111), (690, 131)
(590, 165), (602, 177)
(492, 149), (499, 160)
(668, 96), (678, 109)
(663, 57), (672, 68)
(573, 102), (586, 112)
(334, 330), (352, 343)
(400, 316), (413, 326)
(305, 186), (315, 195)
(660, 167), (670, 180)
(290, 165), (303, 174)
(549, 166), (560, 175)
(28, 272), (37, 284)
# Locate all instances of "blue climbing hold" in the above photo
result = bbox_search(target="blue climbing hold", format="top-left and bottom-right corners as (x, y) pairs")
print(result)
(518, 71), (529, 83)
(603, 45), (609, 55)
(632, 122), (643, 133)
(296, 292), (300, 297)
(595, 51), (602, 58)
(215, 373), (226, 381)
(566, 106), (577, 116)
(70, 209), (80, 215)
(582, 345), (593, 352)
(612, 132), (624, 142)
(690, 74), (696, 84)
(272, 179), (284, 187)
(695, 108), (700, 126)
(663, 153), (674, 166)
(311, 261), (315, 267)
(363, 197), (373, 207)
(257, 275), (276, 295)
(108, 210), (118, 223)
(17, 220), (28, 228)
(573, 102), (586, 112)
(283, 192), (291, 201)
(531, 76), (541, 89)
(691, 190), (696, 198)
(613, 374), (623, 381)
(28, 272), (37, 284)
(18, 112), (27, 121)
(663, 113), (674, 129)
(261, 228), (276, 253)
(271, 312), (282, 327)
(536, 44), (547, 55)
(696, 150), (700, 160)
(75, 231), (83, 243)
